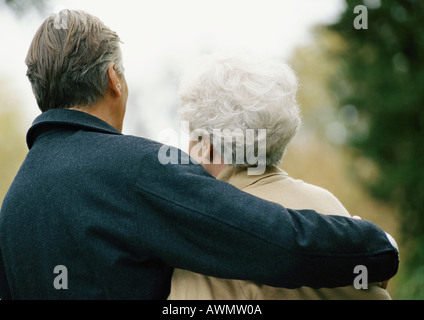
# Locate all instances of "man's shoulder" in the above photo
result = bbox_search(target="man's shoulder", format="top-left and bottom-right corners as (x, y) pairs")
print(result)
(109, 134), (162, 152)
(100, 133), (202, 181)
(97, 133), (165, 163)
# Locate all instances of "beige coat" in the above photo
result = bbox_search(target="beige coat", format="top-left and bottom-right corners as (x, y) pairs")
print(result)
(168, 166), (391, 300)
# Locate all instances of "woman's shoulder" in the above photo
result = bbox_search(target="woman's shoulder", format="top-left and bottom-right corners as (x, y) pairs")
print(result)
(242, 169), (352, 217)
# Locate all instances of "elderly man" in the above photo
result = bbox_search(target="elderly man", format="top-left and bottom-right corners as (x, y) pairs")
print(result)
(169, 53), (394, 300)
(0, 10), (398, 300)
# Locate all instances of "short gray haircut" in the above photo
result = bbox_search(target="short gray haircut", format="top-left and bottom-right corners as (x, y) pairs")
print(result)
(25, 9), (124, 112)
(179, 53), (301, 167)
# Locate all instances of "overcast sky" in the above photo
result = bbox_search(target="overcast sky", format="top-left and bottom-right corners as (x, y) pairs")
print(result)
(0, 0), (345, 143)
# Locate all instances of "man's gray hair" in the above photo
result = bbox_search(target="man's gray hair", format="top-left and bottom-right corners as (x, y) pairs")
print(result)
(179, 53), (301, 167)
(26, 9), (124, 112)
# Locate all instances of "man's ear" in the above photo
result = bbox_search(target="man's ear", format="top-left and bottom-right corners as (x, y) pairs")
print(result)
(201, 138), (213, 164)
(189, 133), (212, 164)
(205, 141), (214, 164)
(107, 62), (122, 97)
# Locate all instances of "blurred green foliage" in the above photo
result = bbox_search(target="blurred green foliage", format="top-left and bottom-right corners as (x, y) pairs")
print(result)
(326, 0), (424, 299)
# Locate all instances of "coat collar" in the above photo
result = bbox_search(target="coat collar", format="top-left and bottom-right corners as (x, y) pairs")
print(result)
(216, 165), (288, 190)
(26, 109), (122, 149)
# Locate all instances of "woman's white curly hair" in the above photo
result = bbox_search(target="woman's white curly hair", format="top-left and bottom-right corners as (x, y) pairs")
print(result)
(179, 52), (301, 167)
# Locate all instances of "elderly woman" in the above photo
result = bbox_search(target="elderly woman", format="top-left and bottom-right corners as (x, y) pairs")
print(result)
(168, 53), (391, 300)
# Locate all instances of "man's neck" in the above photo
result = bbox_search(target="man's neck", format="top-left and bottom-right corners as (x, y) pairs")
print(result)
(69, 100), (124, 132)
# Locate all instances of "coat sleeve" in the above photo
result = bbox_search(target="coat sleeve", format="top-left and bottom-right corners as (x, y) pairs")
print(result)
(134, 143), (399, 289)
(0, 247), (11, 300)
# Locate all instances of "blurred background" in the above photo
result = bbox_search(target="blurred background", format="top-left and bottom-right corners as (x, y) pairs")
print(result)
(0, 0), (422, 299)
